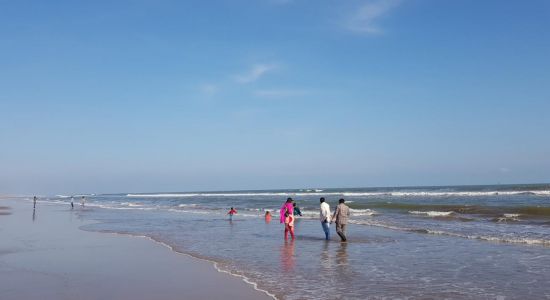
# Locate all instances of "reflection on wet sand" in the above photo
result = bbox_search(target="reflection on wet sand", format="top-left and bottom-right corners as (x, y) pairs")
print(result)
(32, 208), (36, 222)
(335, 242), (351, 278)
(320, 241), (332, 270)
(320, 241), (350, 278)
(336, 242), (348, 265)
(280, 240), (295, 272)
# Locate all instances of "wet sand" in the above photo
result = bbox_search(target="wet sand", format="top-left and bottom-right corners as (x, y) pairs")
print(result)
(0, 199), (272, 300)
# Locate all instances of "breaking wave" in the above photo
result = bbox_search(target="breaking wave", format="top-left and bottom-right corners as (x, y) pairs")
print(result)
(409, 211), (454, 217)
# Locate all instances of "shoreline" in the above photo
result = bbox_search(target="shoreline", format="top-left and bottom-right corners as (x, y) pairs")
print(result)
(87, 229), (278, 300)
(0, 198), (274, 300)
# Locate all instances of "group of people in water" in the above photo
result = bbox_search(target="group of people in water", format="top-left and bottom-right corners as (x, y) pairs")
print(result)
(229, 197), (351, 242)
(281, 197), (350, 242)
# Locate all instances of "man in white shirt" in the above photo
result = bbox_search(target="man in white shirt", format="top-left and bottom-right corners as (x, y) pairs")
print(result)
(319, 197), (331, 240)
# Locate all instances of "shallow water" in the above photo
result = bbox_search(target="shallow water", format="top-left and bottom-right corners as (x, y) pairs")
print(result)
(44, 184), (550, 299)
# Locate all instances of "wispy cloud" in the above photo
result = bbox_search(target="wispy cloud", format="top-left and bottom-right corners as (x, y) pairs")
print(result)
(234, 64), (278, 84)
(346, 0), (402, 35)
(199, 84), (219, 96)
(254, 89), (310, 98)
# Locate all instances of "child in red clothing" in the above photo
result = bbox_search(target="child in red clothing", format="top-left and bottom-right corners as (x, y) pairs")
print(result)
(284, 211), (295, 240)
(228, 207), (237, 221)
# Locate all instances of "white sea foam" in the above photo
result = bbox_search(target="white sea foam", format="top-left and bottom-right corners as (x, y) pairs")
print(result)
(495, 213), (522, 222)
(36, 199), (69, 205)
(128, 193), (200, 198)
(349, 219), (409, 232)
(167, 208), (213, 215)
(343, 192), (390, 197)
(349, 219), (550, 246)
(409, 211), (454, 217)
(128, 192), (343, 197)
(427, 230), (550, 246)
(345, 190), (550, 197)
(350, 208), (378, 216)
(120, 202), (143, 207)
(126, 189), (550, 198)
(87, 203), (156, 211)
(297, 210), (322, 219)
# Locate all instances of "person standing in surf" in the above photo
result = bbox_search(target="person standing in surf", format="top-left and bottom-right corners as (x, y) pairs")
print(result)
(280, 198), (294, 239)
(227, 207), (237, 221)
(33, 196), (37, 209)
(80, 196), (86, 207)
(319, 197), (331, 240)
(280, 198), (294, 223)
(332, 198), (351, 242)
(293, 202), (302, 217)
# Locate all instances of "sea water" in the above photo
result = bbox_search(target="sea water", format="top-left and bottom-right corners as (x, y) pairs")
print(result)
(46, 184), (550, 299)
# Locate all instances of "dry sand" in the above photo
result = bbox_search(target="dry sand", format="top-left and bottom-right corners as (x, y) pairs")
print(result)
(0, 199), (273, 300)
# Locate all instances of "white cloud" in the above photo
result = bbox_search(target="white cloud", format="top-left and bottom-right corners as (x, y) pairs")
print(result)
(234, 64), (278, 84)
(346, 0), (402, 35)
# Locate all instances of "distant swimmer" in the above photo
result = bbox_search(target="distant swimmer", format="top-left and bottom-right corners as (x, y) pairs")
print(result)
(228, 207), (237, 221)
(33, 196), (37, 209)
(265, 211), (272, 223)
(70, 196), (74, 209)
(80, 196), (86, 207)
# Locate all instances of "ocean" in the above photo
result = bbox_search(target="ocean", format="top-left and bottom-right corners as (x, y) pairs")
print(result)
(44, 184), (550, 299)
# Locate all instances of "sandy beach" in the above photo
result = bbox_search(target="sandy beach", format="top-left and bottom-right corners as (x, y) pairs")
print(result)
(0, 198), (272, 300)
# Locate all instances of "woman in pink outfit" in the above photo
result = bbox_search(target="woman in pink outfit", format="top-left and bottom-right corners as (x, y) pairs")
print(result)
(280, 198), (294, 238)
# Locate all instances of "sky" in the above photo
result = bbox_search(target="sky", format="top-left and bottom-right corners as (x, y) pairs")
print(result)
(1, 0), (549, 195)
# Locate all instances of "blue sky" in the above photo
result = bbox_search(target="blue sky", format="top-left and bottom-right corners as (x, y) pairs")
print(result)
(1, 0), (549, 194)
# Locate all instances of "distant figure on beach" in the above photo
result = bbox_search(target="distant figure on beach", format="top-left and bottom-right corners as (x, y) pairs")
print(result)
(279, 198), (294, 224)
(227, 207), (237, 221)
(284, 211), (295, 240)
(332, 198), (351, 242)
(70, 196), (74, 209)
(319, 197), (331, 240)
(33, 196), (37, 209)
(293, 202), (302, 216)
(80, 196), (86, 207)
(265, 211), (272, 223)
